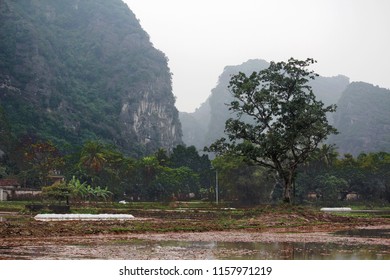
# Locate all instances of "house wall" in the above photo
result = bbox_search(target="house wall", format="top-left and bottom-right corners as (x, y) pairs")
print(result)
(0, 187), (41, 201)
(0, 189), (5, 201)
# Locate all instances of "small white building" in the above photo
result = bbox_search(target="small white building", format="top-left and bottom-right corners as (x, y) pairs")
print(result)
(0, 179), (20, 201)
(0, 179), (41, 201)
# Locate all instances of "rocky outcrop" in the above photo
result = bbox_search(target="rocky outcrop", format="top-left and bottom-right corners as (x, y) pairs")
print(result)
(0, 0), (182, 155)
(120, 86), (181, 153)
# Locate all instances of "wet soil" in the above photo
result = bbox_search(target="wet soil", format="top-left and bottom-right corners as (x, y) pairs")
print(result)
(0, 207), (389, 259)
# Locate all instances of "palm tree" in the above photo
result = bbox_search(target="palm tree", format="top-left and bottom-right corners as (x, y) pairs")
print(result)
(318, 144), (339, 167)
(79, 141), (107, 173)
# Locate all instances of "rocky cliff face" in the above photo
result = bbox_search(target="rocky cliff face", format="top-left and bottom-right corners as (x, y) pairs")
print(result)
(0, 0), (182, 155)
(329, 82), (390, 156)
(121, 87), (180, 152)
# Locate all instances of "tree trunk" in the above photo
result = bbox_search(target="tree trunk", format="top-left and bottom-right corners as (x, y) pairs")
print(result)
(282, 171), (295, 204)
(283, 181), (292, 203)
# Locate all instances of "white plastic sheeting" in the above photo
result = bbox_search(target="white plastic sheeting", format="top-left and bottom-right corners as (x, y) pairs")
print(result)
(320, 207), (352, 212)
(34, 213), (134, 221)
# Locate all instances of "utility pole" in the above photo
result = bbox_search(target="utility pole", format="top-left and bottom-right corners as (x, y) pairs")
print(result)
(215, 169), (219, 205)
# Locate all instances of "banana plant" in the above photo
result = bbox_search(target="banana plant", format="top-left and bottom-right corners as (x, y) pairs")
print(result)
(93, 186), (112, 201)
(68, 176), (89, 202)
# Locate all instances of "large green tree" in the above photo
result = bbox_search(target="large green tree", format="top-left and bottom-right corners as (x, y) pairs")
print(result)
(208, 58), (337, 203)
(21, 139), (64, 187)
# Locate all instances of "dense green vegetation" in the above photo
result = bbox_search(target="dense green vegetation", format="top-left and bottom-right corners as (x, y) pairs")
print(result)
(1, 136), (389, 205)
(0, 139), (213, 202)
(296, 147), (390, 204)
(0, 0), (181, 156)
(0, 2), (388, 207)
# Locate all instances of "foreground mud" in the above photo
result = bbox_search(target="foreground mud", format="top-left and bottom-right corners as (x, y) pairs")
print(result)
(0, 208), (389, 259)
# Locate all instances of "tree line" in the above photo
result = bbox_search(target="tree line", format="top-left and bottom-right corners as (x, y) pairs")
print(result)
(0, 137), (212, 203)
(1, 134), (389, 204)
(1, 58), (389, 205)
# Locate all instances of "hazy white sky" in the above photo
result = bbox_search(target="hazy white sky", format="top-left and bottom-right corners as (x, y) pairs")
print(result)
(123, 0), (390, 113)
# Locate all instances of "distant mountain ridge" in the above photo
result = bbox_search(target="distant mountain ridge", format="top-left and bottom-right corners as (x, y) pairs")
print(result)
(0, 0), (182, 156)
(180, 59), (349, 150)
(180, 59), (390, 156)
(329, 82), (390, 155)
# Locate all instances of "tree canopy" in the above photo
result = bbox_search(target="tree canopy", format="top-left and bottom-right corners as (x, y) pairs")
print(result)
(208, 58), (337, 203)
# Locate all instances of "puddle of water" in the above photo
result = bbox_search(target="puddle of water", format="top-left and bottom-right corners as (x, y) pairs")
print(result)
(1, 240), (388, 260)
(1, 214), (389, 260)
(154, 240), (389, 260)
(334, 228), (390, 238)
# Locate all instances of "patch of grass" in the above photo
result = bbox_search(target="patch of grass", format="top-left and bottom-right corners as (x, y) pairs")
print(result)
(110, 227), (133, 233)
(2, 201), (389, 239)
(334, 211), (390, 219)
(0, 201), (28, 212)
(236, 224), (262, 230)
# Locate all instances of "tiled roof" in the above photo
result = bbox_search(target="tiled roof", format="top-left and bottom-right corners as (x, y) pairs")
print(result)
(0, 179), (20, 186)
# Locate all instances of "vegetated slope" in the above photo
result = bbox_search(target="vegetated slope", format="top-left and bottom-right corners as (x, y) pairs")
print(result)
(180, 59), (349, 150)
(0, 0), (182, 156)
(329, 82), (390, 156)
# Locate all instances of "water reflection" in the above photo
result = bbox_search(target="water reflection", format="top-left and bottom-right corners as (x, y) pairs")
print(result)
(156, 240), (389, 260)
(1, 224), (389, 260)
(334, 228), (390, 238)
(0, 239), (388, 260)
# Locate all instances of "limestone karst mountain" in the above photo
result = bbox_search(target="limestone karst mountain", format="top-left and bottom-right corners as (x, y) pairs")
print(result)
(0, 0), (182, 156)
(181, 58), (390, 156)
(329, 82), (390, 156)
(180, 59), (351, 152)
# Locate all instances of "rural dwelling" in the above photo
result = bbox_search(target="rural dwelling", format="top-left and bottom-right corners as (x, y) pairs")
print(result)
(345, 192), (360, 201)
(47, 170), (65, 185)
(0, 179), (41, 201)
(307, 191), (322, 201)
(0, 179), (20, 201)
(339, 191), (360, 201)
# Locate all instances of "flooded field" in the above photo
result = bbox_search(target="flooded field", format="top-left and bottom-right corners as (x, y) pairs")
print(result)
(1, 239), (388, 260)
(335, 228), (390, 238)
(1, 206), (389, 260)
(1, 227), (389, 260)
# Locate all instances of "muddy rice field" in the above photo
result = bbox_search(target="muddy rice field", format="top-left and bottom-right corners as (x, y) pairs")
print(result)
(0, 206), (389, 259)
